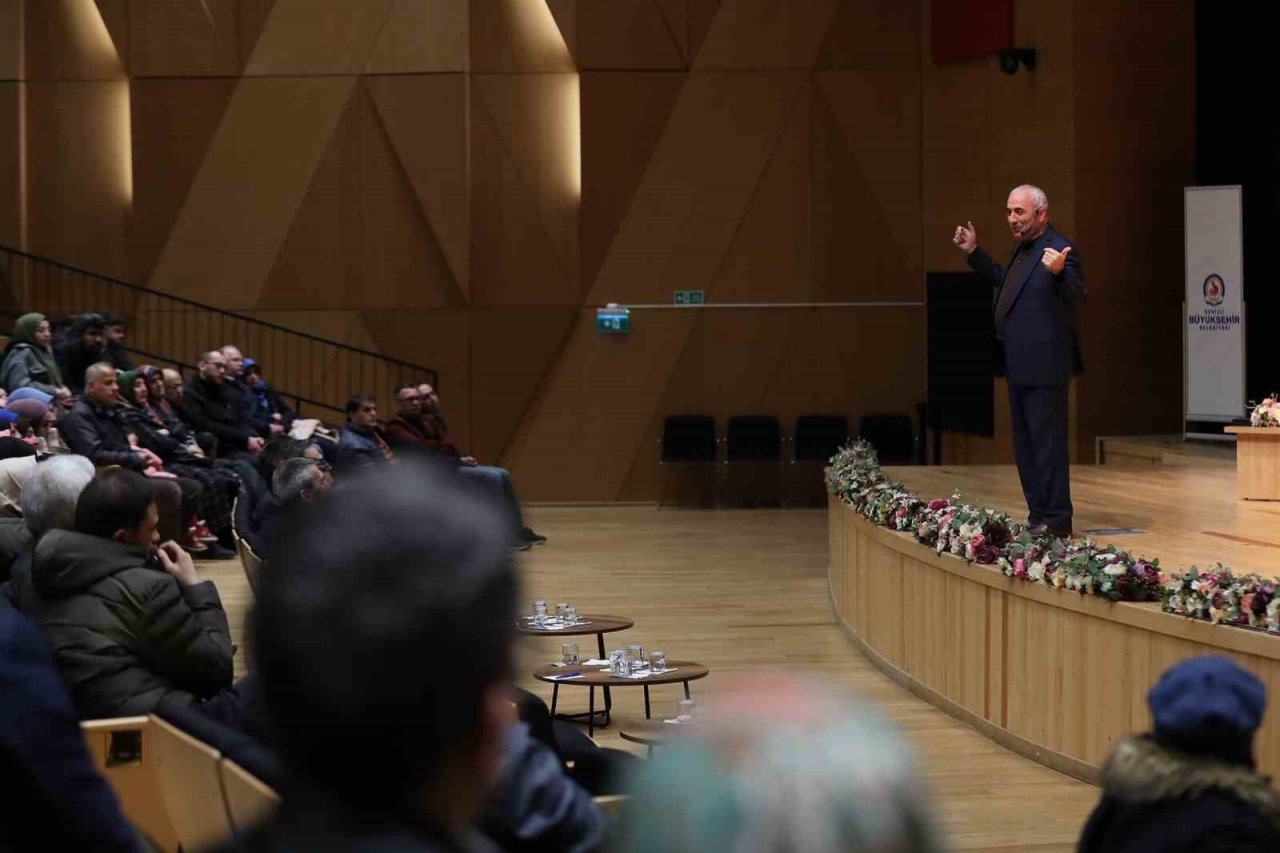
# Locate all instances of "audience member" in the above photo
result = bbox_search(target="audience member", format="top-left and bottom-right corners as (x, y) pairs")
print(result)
(0, 606), (145, 851)
(54, 313), (106, 395)
(222, 345), (283, 438)
(224, 461), (519, 851)
(1079, 656), (1279, 852)
(417, 382), (544, 547)
(3, 454), (95, 611)
(118, 369), (238, 557)
(256, 436), (319, 485)
(181, 350), (267, 458)
(617, 674), (943, 853)
(101, 313), (136, 371)
(6, 386), (55, 439)
(26, 468), (237, 720)
(0, 312), (72, 404)
(243, 358), (296, 432)
(337, 393), (394, 469)
(60, 362), (205, 548)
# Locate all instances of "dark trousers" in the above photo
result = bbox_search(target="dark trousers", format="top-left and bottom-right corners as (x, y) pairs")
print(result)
(1007, 382), (1072, 530)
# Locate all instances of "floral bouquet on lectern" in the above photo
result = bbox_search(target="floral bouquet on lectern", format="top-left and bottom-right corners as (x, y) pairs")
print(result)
(1249, 395), (1280, 427)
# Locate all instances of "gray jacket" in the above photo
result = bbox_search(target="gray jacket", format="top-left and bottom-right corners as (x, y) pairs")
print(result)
(0, 342), (60, 395)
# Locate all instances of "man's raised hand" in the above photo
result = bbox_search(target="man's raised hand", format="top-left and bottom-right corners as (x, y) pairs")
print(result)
(1041, 246), (1072, 275)
(953, 221), (977, 255)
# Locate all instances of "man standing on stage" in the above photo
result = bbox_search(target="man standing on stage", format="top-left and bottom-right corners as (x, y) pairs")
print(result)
(953, 184), (1085, 537)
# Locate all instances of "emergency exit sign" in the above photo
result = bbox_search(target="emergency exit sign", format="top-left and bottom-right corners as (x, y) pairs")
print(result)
(674, 290), (705, 305)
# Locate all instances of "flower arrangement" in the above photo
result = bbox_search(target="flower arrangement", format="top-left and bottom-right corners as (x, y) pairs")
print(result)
(826, 441), (1159, 601)
(1162, 566), (1280, 631)
(1249, 395), (1280, 427)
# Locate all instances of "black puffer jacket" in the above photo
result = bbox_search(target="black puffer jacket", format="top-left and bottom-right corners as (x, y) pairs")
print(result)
(29, 530), (234, 719)
(179, 377), (260, 454)
(1078, 736), (1280, 852)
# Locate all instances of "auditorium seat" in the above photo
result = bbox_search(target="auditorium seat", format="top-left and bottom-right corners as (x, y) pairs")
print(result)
(659, 415), (718, 508)
(723, 415), (783, 508)
(81, 716), (180, 852)
(786, 414), (849, 507)
(148, 713), (234, 851)
(858, 414), (916, 465)
(221, 759), (281, 838)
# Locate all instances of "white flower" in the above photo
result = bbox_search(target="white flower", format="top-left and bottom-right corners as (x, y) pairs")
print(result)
(1029, 561), (1045, 582)
(1104, 563), (1127, 577)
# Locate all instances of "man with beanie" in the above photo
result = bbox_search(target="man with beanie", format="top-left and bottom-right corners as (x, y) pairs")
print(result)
(1078, 656), (1280, 851)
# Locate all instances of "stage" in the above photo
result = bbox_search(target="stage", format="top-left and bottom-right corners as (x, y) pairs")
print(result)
(887, 444), (1280, 580)
(831, 444), (1280, 793)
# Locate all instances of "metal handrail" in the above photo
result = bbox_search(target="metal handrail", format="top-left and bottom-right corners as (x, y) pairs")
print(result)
(0, 245), (432, 374)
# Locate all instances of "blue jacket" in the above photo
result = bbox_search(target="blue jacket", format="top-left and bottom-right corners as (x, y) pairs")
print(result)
(968, 224), (1086, 386)
(0, 606), (143, 851)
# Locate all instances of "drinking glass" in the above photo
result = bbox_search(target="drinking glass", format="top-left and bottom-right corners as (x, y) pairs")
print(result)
(609, 649), (629, 676)
(628, 644), (646, 673)
(532, 600), (548, 627)
(555, 602), (569, 621)
(676, 698), (696, 723)
(565, 606), (579, 624)
(561, 642), (579, 665)
(649, 651), (667, 673)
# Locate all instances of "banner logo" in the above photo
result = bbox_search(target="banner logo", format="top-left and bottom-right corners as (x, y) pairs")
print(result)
(1203, 273), (1225, 307)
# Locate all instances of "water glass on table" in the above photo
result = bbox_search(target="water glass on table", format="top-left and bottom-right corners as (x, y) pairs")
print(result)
(565, 605), (578, 624)
(555, 602), (569, 621)
(532, 600), (548, 626)
(649, 650), (667, 673)
(610, 649), (630, 676)
(628, 643), (646, 673)
(561, 642), (579, 665)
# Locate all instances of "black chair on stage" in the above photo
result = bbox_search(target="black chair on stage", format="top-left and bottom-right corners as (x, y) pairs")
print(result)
(859, 414), (916, 465)
(723, 415), (783, 508)
(658, 415), (718, 508)
(786, 414), (849, 507)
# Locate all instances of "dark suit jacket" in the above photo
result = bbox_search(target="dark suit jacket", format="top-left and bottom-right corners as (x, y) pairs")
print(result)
(967, 224), (1086, 386)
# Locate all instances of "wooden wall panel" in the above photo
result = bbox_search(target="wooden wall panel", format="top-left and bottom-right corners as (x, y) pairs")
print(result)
(129, 77), (236, 283)
(242, 0), (391, 77)
(363, 0), (469, 74)
(586, 72), (805, 305)
(126, 0), (240, 77)
(149, 76), (355, 306)
(470, 0), (574, 73)
(24, 81), (129, 278)
(0, 83), (22, 252)
(24, 0), (126, 82)
(571, 0), (686, 70)
(1, 1), (22, 81)
(694, 0), (839, 70)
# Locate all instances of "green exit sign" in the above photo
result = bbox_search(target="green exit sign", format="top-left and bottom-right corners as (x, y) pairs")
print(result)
(596, 305), (630, 334)
(674, 290), (705, 305)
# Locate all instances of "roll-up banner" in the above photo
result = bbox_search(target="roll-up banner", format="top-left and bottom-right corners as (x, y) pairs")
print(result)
(1185, 186), (1245, 437)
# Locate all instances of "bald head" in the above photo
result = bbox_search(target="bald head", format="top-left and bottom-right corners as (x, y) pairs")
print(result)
(1006, 184), (1049, 243)
(221, 345), (245, 379)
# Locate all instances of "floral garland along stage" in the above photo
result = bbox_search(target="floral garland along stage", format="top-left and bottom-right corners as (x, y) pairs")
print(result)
(825, 440), (1280, 634)
(1250, 394), (1280, 428)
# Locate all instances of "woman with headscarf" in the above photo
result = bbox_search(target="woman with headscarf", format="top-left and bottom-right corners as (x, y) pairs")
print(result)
(117, 368), (240, 554)
(1, 314), (71, 404)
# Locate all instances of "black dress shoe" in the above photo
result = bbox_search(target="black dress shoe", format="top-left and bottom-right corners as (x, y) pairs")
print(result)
(1028, 523), (1072, 538)
(521, 527), (547, 545)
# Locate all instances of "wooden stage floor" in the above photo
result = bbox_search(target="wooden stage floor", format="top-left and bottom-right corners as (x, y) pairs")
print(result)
(207, 496), (1126, 852)
(888, 454), (1280, 579)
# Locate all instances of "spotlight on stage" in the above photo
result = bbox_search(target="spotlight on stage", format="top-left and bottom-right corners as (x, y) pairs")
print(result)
(998, 48), (1037, 75)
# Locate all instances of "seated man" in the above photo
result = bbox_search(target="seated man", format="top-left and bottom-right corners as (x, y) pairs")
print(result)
(26, 468), (235, 719)
(180, 350), (266, 459)
(337, 393), (394, 469)
(54, 313), (106, 395)
(409, 382), (544, 547)
(243, 357), (295, 433)
(223, 461), (602, 852)
(101, 313), (136, 372)
(59, 363), (207, 551)
(254, 457), (333, 551)
(222, 345), (283, 439)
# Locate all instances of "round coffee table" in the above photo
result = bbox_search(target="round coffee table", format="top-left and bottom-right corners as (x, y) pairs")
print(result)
(518, 614), (635, 728)
(532, 660), (710, 737)
(620, 718), (699, 756)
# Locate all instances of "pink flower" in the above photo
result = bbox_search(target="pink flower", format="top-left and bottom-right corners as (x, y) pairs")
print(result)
(928, 499), (949, 511)
(895, 507), (908, 518)
(1013, 558), (1028, 579)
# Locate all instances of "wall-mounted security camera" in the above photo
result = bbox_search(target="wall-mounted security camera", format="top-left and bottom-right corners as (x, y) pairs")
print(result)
(998, 48), (1037, 75)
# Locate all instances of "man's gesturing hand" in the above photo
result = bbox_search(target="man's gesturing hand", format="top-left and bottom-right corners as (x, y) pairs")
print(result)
(1041, 246), (1072, 275)
(157, 541), (200, 586)
(953, 221), (977, 255)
